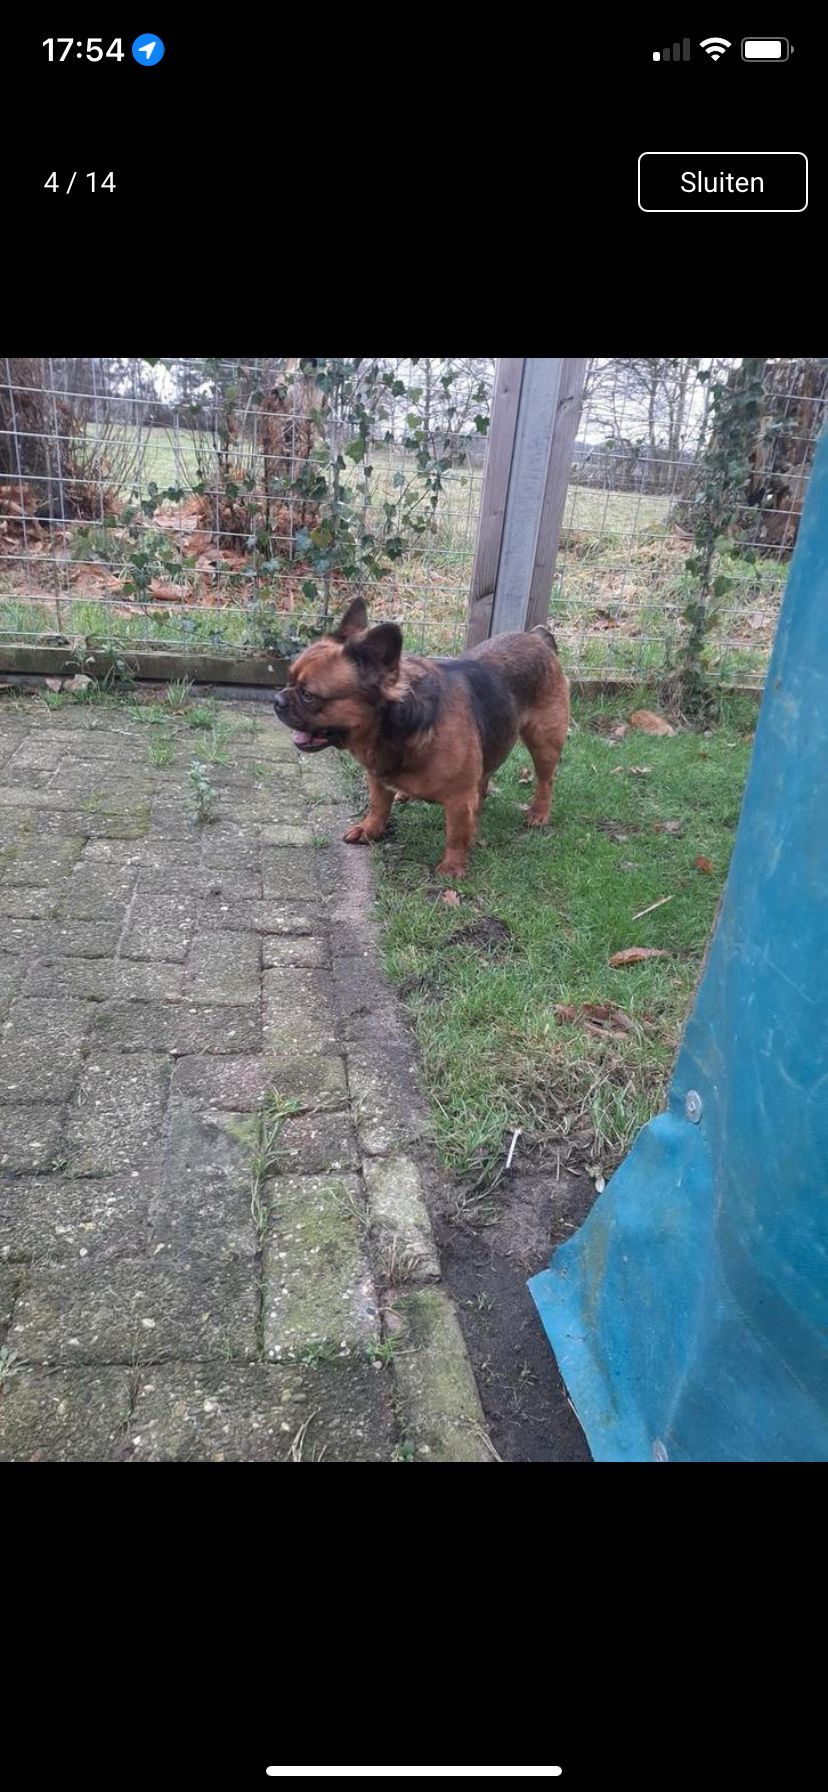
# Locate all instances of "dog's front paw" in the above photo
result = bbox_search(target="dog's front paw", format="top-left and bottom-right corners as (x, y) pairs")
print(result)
(436, 857), (467, 878)
(523, 804), (550, 829)
(343, 822), (384, 845)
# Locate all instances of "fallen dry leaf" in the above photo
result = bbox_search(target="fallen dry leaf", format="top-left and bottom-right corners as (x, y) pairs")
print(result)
(518, 768), (533, 784)
(609, 947), (672, 968)
(695, 856), (714, 874)
(629, 709), (676, 737)
(653, 820), (683, 835)
(441, 889), (461, 905)
(554, 1001), (636, 1038)
(611, 764), (653, 777)
(582, 1002), (636, 1036)
(64, 674), (93, 693)
(44, 677), (63, 692)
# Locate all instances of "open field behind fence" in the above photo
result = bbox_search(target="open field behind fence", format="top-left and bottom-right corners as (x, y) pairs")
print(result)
(2, 358), (826, 686)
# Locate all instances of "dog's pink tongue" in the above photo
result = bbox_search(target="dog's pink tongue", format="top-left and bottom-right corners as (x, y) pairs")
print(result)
(292, 730), (313, 746)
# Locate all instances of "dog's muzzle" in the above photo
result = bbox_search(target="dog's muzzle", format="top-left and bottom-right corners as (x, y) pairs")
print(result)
(273, 689), (343, 753)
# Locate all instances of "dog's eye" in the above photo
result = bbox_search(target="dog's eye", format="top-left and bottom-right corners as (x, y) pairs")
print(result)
(300, 689), (323, 708)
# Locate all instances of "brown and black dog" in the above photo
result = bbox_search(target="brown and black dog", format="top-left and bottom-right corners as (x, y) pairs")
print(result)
(273, 597), (570, 879)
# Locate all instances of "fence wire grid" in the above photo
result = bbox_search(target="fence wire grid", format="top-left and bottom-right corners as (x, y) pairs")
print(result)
(1, 355), (826, 687)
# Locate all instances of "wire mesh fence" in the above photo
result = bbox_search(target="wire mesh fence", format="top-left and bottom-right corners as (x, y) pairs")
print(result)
(1, 356), (825, 685)
(555, 356), (828, 684)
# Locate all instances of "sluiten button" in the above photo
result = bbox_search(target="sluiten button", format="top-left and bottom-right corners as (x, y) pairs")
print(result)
(639, 151), (808, 212)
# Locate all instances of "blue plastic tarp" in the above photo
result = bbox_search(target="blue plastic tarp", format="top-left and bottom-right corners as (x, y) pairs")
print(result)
(529, 424), (828, 1462)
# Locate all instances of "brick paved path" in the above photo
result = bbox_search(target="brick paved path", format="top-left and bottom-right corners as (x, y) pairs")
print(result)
(0, 694), (488, 1461)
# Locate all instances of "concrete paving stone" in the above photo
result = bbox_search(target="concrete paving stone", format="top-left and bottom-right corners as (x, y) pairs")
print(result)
(297, 755), (347, 799)
(332, 953), (397, 1031)
(261, 1054), (349, 1110)
(0, 918), (120, 958)
(248, 731), (300, 762)
(121, 893), (197, 962)
(262, 1172), (379, 1358)
(58, 868), (137, 921)
(0, 956), (23, 1017)
(0, 1171), (152, 1262)
(23, 958), (184, 1001)
(200, 833), (263, 871)
(140, 865), (263, 899)
(160, 1098), (250, 1184)
(128, 1360), (395, 1462)
(261, 847), (319, 898)
(260, 824), (314, 847)
(83, 838), (191, 871)
(48, 769), (153, 803)
(222, 760), (300, 786)
(0, 997), (93, 1103)
(197, 895), (320, 935)
(347, 1035), (431, 1156)
(362, 1155), (441, 1282)
(0, 768), (55, 791)
(170, 1054), (271, 1111)
(0, 889), (62, 920)
(0, 1367), (135, 1462)
(0, 839), (85, 885)
(0, 1105), (66, 1172)
(31, 806), (151, 840)
(142, 805), (205, 839)
(239, 795), (306, 823)
(0, 786), (69, 808)
(182, 931), (261, 1004)
(91, 1000), (261, 1055)
(262, 968), (338, 1054)
(7, 738), (67, 771)
(391, 1287), (491, 1463)
(148, 1172), (256, 1263)
(67, 1051), (170, 1174)
(262, 935), (329, 968)
(9, 1254), (258, 1363)
(274, 1110), (359, 1176)
(198, 791), (278, 816)
(0, 820), (31, 853)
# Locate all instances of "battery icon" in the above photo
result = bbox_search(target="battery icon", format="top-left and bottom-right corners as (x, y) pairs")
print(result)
(741, 38), (792, 60)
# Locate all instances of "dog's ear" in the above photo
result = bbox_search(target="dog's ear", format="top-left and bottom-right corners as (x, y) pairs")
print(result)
(345, 621), (403, 678)
(331, 596), (369, 642)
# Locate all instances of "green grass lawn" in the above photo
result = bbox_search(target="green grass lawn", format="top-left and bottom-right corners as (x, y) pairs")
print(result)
(356, 691), (755, 1199)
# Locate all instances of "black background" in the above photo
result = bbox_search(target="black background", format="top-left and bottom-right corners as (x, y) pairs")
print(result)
(9, 19), (822, 284)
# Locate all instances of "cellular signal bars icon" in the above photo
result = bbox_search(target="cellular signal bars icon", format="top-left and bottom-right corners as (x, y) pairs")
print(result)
(653, 40), (691, 61)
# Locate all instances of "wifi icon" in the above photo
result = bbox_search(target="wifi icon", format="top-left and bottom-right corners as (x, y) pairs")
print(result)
(700, 36), (731, 60)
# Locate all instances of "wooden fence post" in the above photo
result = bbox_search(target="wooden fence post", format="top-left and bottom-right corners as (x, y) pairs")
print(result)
(465, 357), (586, 648)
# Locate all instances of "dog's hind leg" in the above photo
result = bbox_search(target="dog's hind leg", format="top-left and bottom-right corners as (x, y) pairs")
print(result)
(519, 716), (565, 828)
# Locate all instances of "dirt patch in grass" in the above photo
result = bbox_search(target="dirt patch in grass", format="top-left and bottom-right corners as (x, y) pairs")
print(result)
(449, 915), (515, 955)
(434, 1165), (595, 1462)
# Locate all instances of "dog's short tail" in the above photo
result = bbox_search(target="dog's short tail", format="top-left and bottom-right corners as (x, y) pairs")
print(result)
(531, 623), (559, 655)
